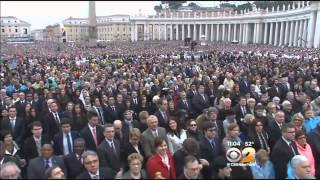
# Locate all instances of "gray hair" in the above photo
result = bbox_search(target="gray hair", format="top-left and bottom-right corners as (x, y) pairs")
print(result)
(282, 100), (291, 107)
(291, 113), (304, 122)
(0, 162), (21, 179)
(291, 155), (309, 169)
(82, 150), (98, 160)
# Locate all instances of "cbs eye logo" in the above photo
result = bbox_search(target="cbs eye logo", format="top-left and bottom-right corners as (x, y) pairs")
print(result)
(226, 147), (256, 163)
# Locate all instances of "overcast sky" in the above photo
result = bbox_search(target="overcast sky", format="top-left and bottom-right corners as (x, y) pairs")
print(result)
(1, 1), (248, 30)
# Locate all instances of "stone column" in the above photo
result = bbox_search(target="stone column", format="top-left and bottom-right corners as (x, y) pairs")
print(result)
(284, 21), (289, 45)
(313, 9), (320, 48)
(199, 23), (202, 40)
(233, 24), (237, 41)
(158, 23), (161, 40)
(228, 24), (231, 42)
(170, 24), (173, 40)
(253, 23), (257, 43)
(193, 23), (196, 40)
(163, 24), (166, 40)
(152, 23), (155, 40)
(176, 24), (179, 40)
(211, 24), (214, 41)
(274, 22), (278, 46)
(188, 24), (191, 38)
(303, 19), (308, 47)
(239, 24), (243, 43)
(135, 23), (138, 41)
(294, 20), (299, 46)
(263, 22), (268, 44)
(216, 24), (219, 41)
(289, 21), (294, 46)
(307, 10), (316, 48)
(182, 23), (185, 40)
(269, 22), (273, 44)
(205, 24), (208, 41)
(144, 23), (147, 41)
(222, 24), (225, 42)
(279, 21), (284, 46)
(298, 20), (303, 47)
(245, 23), (249, 44)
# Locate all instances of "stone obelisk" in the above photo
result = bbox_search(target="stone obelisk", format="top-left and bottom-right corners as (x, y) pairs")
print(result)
(88, 1), (97, 47)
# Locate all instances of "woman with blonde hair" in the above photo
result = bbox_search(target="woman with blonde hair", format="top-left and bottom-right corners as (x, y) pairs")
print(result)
(122, 153), (147, 179)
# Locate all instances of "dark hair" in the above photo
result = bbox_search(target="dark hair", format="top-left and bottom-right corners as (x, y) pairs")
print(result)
(184, 155), (198, 168)
(167, 117), (182, 138)
(30, 121), (42, 129)
(154, 137), (166, 149)
(281, 123), (295, 133)
(87, 110), (99, 120)
(213, 156), (229, 172)
(103, 123), (114, 131)
(1, 130), (12, 141)
(60, 118), (72, 126)
(43, 165), (61, 179)
(248, 118), (265, 137)
(295, 130), (306, 139)
(202, 121), (217, 132)
(182, 138), (199, 155)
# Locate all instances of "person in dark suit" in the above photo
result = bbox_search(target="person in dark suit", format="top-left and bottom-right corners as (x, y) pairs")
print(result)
(267, 111), (285, 148)
(186, 84), (198, 100)
(96, 124), (123, 172)
(239, 75), (251, 96)
(1, 106), (25, 146)
(271, 123), (299, 179)
(268, 82), (281, 100)
(307, 124), (320, 179)
(141, 115), (167, 158)
(104, 96), (120, 124)
(120, 128), (146, 171)
(64, 138), (86, 179)
(248, 119), (271, 153)
(199, 121), (223, 179)
(43, 101), (65, 140)
(14, 92), (27, 117)
(27, 143), (67, 179)
(192, 85), (210, 117)
(121, 110), (142, 145)
(76, 150), (116, 179)
(53, 119), (80, 155)
(176, 91), (194, 118)
(22, 121), (51, 162)
(179, 155), (203, 179)
(80, 110), (104, 152)
(154, 98), (170, 129)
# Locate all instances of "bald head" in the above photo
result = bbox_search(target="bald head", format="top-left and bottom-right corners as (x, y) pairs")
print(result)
(113, 120), (122, 128)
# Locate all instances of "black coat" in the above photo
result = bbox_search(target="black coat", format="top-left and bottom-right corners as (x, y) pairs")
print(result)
(76, 167), (116, 179)
(22, 135), (51, 161)
(96, 139), (123, 172)
(307, 126), (320, 179)
(64, 153), (85, 179)
(44, 111), (65, 140)
(120, 141), (146, 171)
(1, 117), (25, 146)
(267, 120), (282, 148)
(191, 94), (210, 117)
(53, 131), (80, 155)
(80, 125), (104, 151)
(271, 138), (299, 179)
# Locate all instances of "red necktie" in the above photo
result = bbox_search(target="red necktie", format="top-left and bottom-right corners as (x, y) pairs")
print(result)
(92, 128), (98, 146)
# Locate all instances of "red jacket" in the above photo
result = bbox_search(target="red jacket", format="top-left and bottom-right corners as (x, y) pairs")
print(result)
(147, 151), (176, 179)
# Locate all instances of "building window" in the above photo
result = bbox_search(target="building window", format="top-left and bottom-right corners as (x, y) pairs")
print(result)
(1, 29), (4, 33)
(15, 29), (18, 32)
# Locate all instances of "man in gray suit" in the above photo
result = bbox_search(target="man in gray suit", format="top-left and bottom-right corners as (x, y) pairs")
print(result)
(27, 143), (67, 179)
(141, 115), (167, 158)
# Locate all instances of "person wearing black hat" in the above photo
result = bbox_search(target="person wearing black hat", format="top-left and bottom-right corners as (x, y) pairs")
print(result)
(211, 156), (232, 179)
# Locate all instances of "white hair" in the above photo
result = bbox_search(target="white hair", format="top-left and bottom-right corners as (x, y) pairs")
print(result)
(291, 155), (309, 169)
(0, 162), (21, 178)
(282, 100), (291, 107)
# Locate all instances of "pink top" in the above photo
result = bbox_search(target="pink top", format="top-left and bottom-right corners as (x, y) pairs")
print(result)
(295, 141), (316, 176)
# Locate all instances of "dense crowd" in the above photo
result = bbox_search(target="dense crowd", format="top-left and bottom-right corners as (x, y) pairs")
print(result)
(0, 40), (319, 179)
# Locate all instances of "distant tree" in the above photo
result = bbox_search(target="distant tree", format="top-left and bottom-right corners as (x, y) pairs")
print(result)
(188, 2), (200, 9)
(220, 2), (236, 9)
(161, 1), (186, 9)
(235, 2), (252, 12)
(154, 4), (163, 13)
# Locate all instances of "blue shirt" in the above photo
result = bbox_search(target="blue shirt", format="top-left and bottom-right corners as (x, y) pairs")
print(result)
(250, 160), (275, 179)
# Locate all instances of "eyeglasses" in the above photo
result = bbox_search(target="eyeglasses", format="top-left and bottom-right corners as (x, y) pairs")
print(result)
(256, 124), (263, 127)
(297, 136), (306, 140)
(190, 124), (197, 127)
(207, 128), (216, 132)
